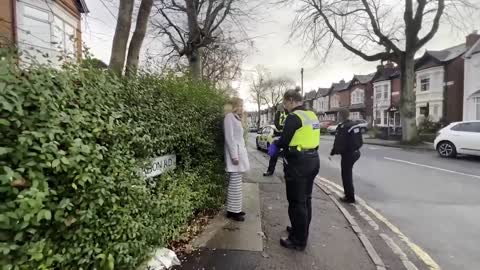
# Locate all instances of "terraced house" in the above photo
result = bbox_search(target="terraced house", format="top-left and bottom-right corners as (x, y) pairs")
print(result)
(0, 0), (88, 65)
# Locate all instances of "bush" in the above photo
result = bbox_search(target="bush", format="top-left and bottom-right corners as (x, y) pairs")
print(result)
(0, 53), (226, 269)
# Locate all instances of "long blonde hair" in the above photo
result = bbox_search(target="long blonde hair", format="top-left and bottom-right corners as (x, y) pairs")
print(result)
(224, 97), (244, 116)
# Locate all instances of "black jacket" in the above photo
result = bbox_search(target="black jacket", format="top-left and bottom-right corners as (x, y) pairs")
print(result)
(331, 120), (363, 155)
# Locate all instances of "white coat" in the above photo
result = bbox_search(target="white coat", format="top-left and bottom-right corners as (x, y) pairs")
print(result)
(223, 113), (250, 173)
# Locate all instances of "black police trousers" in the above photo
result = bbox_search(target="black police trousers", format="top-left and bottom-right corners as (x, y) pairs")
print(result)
(284, 151), (320, 245)
(267, 151), (281, 173)
(341, 150), (361, 200)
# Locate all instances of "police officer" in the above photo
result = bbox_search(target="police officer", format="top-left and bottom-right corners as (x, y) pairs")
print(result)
(330, 108), (363, 204)
(268, 89), (320, 250)
(263, 106), (288, 176)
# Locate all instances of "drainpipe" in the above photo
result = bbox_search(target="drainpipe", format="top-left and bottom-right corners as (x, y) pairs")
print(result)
(11, 0), (18, 44)
(442, 65), (448, 123)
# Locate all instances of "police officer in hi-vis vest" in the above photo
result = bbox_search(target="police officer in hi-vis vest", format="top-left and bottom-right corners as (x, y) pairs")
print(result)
(263, 106), (288, 176)
(268, 89), (320, 251)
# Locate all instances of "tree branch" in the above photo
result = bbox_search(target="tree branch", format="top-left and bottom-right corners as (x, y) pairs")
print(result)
(416, 0), (445, 50)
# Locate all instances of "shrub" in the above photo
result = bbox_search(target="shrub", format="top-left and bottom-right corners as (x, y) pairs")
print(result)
(0, 52), (226, 270)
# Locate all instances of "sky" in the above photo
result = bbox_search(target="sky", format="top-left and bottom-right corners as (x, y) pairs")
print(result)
(82, 0), (480, 111)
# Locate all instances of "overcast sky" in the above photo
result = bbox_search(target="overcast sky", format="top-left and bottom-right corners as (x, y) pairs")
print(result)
(82, 0), (480, 110)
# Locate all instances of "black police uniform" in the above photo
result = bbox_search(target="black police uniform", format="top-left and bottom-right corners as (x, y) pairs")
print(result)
(274, 105), (320, 249)
(265, 110), (288, 175)
(330, 120), (363, 202)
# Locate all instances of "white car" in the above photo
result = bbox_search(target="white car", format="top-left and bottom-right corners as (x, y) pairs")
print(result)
(434, 121), (480, 158)
(327, 124), (338, 135)
(327, 120), (368, 135)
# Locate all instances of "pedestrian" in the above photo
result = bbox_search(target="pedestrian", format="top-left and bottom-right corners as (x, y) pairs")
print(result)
(263, 105), (288, 176)
(268, 89), (320, 250)
(330, 108), (363, 204)
(223, 97), (250, 222)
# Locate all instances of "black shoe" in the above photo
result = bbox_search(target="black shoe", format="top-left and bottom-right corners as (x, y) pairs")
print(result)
(263, 171), (274, 177)
(280, 237), (306, 251)
(239, 211), (246, 216)
(339, 196), (356, 204)
(286, 226), (292, 234)
(226, 211), (245, 222)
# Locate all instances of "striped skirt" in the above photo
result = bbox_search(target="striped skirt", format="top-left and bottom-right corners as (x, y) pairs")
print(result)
(227, 172), (243, 213)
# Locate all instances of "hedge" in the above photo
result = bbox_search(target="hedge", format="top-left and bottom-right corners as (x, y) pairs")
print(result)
(0, 52), (227, 270)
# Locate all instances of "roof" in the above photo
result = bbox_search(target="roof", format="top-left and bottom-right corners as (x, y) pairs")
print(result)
(76, 0), (89, 13)
(305, 90), (317, 100)
(332, 80), (350, 92)
(374, 67), (400, 82)
(425, 43), (467, 62)
(353, 73), (375, 84)
(316, 87), (330, 97)
(465, 39), (480, 58)
(468, 89), (480, 98)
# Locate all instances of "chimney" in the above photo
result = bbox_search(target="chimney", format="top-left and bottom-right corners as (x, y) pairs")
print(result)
(385, 60), (394, 69)
(376, 64), (384, 73)
(466, 30), (480, 48)
(340, 79), (345, 84)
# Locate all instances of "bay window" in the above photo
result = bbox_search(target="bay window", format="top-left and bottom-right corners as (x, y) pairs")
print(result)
(351, 89), (365, 104)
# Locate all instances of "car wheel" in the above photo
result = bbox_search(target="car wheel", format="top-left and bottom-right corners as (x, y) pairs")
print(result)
(256, 138), (261, 150)
(437, 141), (457, 158)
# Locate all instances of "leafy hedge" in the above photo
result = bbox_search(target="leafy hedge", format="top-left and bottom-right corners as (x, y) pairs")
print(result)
(0, 53), (227, 270)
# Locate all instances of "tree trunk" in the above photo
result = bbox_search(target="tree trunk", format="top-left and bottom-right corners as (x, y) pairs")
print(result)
(189, 47), (203, 80)
(400, 54), (418, 142)
(109, 0), (135, 76)
(125, 0), (153, 76)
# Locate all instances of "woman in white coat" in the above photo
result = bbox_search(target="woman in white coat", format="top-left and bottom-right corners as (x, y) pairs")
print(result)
(223, 97), (250, 221)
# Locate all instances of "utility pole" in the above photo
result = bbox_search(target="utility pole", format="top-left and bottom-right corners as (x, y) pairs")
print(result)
(301, 68), (304, 95)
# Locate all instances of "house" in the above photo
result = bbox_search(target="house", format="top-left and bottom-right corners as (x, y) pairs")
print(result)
(304, 90), (317, 111)
(372, 63), (402, 131)
(346, 73), (375, 123)
(314, 87), (331, 119)
(414, 37), (473, 124)
(0, 0), (88, 65)
(325, 80), (350, 121)
(463, 31), (480, 121)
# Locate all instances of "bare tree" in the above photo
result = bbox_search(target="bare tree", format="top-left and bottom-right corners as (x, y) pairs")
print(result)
(109, 0), (135, 75)
(151, 0), (255, 80)
(202, 39), (244, 87)
(282, 0), (474, 142)
(262, 76), (295, 112)
(126, 0), (155, 76)
(249, 66), (270, 128)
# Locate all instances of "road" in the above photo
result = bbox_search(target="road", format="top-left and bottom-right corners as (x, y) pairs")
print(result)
(250, 133), (480, 270)
(315, 137), (480, 270)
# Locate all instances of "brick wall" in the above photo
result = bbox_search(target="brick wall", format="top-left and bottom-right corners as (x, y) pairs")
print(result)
(445, 57), (464, 122)
(0, 0), (14, 45)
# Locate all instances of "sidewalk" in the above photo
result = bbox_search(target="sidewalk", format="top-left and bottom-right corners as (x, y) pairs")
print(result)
(174, 149), (376, 270)
(322, 134), (434, 151)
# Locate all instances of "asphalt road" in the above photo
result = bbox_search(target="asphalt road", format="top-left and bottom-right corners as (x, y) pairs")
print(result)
(316, 137), (480, 270)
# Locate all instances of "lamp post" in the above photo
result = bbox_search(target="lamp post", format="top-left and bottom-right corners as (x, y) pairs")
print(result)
(301, 67), (304, 95)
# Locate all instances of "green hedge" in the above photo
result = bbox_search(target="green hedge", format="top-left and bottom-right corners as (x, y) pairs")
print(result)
(0, 54), (226, 270)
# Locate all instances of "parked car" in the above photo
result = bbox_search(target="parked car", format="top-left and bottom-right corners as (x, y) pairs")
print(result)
(327, 119), (368, 135)
(434, 121), (480, 158)
(256, 125), (279, 151)
(327, 124), (338, 135)
(353, 119), (369, 133)
(320, 120), (335, 129)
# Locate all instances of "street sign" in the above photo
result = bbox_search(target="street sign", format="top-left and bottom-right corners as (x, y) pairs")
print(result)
(143, 155), (176, 178)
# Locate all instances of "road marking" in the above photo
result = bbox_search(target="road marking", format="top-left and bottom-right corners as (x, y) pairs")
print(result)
(380, 233), (419, 270)
(354, 205), (379, 231)
(384, 157), (480, 180)
(318, 177), (441, 270)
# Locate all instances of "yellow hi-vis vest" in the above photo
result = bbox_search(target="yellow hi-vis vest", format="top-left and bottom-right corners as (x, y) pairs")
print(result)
(289, 110), (320, 151)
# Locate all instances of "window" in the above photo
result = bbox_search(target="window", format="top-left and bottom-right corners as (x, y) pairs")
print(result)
(351, 112), (361, 119)
(420, 76), (430, 92)
(476, 97), (480, 120)
(351, 90), (365, 104)
(383, 87), (389, 99)
(21, 5), (51, 48)
(433, 105), (439, 117)
(375, 86), (382, 100)
(375, 84), (389, 103)
(375, 110), (381, 124)
(420, 106), (428, 116)
(452, 122), (480, 133)
(53, 16), (76, 55)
